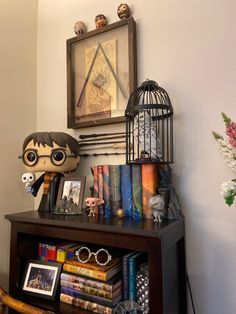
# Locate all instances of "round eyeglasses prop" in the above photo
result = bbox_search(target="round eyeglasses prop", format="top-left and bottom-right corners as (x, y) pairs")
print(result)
(75, 246), (112, 266)
(19, 148), (76, 167)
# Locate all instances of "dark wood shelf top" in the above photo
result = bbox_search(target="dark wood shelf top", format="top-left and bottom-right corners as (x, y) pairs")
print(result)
(5, 210), (184, 241)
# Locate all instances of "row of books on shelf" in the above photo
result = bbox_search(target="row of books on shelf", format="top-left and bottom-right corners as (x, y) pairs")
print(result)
(91, 163), (158, 220)
(56, 245), (147, 313)
(38, 240), (83, 262)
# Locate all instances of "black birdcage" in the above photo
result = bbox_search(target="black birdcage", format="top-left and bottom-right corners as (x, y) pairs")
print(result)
(125, 79), (174, 164)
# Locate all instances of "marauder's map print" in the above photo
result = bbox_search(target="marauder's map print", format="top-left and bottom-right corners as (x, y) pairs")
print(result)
(84, 39), (117, 117)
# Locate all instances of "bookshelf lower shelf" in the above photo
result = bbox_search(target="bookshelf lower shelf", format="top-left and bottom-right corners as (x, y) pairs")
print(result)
(5, 210), (187, 314)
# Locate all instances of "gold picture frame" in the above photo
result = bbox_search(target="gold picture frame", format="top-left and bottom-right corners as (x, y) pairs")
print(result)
(67, 17), (137, 128)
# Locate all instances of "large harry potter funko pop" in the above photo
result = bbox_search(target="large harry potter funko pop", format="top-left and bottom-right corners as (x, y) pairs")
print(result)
(19, 132), (80, 212)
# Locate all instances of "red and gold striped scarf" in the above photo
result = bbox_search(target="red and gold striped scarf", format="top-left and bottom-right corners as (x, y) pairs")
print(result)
(43, 172), (57, 195)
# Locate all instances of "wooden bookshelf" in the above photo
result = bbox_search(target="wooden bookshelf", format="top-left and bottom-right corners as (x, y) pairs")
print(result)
(5, 210), (186, 314)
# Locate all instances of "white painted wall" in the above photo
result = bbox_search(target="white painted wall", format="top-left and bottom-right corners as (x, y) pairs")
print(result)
(0, 0), (37, 288)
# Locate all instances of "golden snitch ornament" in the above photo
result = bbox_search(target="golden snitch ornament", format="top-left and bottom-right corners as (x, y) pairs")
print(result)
(116, 208), (125, 218)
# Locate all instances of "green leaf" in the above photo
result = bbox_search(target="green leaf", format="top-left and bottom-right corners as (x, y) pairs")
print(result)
(225, 195), (234, 206)
(222, 112), (231, 125)
(212, 131), (223, 140)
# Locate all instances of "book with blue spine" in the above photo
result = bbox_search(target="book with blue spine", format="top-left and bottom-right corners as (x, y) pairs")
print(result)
(122, 251), (136, 300)
(121, 165), (133, 218)
(128, 252), (146, 301)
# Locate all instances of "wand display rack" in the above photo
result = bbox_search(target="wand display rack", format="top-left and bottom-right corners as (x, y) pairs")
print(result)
(5, 211), (186, 314)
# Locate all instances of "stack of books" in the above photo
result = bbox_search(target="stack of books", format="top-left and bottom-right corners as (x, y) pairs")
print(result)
(60, 256), (122, 313)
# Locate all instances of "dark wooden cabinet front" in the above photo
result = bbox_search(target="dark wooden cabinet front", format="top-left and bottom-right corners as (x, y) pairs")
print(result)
(6, 211), (186, 314)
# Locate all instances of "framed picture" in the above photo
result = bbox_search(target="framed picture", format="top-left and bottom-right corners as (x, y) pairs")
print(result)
(53, 176), (86, 215)
(67, 17), (137, 128)
(21, 260), (62, 300)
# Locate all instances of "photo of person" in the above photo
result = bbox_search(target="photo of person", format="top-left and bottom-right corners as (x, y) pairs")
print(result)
(62, 180), (81, 205)
(22, 262), (60, 297)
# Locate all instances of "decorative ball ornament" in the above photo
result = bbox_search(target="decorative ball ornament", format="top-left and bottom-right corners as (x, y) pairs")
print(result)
(94, 14), (107, 29)
(117, 3), (131, 19)
(74, 21), (87, 35)
(116, 208), (125, 218)
(136, 263), (149, 314)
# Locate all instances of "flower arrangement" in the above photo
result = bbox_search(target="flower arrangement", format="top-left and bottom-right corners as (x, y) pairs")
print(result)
(213, 113), (236, 206)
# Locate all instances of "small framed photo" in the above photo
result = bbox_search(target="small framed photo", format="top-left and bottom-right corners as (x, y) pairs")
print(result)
(21, 260), (62, 300)
(67, 17), (137, 129)
(53, 176), (86, 215)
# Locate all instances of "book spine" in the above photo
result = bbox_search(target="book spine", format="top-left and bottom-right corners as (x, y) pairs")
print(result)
(57, 242), (78, 263)
(60, 280), (114, 299)
(122, 255), (129, 300)
(128, 257), (137, 301)
(109, 165), (121, 216)
(97, 165), (104, 215)
(131, 165), (142, 220)
(92, 165), (99, 198)
(121, 165), (133, 218)
(60, 286), (114, 307)
(102, 165), (111, 218)
(38, 242), (42, 257)
(60, 273), (115, 292)
(60, 293), (112, 314)
(141, 164), (158, 219)
(47, 245), (57, 261)
(63, 264), (108, 281)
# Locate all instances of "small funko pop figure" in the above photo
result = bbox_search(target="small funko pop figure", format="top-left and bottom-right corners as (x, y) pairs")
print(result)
(94, 14), (107, 29)
(22, 172), (35, 193)
(74, 21), (87, 35)
(19, 132), (80, 213)
(149, 194), (165, 223)
(85, 197), (104, 217)
(117, 3), (131, 19)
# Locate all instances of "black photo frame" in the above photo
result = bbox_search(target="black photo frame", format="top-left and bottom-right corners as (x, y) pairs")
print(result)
(53, 176), (86, 215)
(21, 260), (62, 300)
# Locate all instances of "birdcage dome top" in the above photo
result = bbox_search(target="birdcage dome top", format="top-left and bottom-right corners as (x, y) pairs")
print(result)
(125, 79), (173, 118)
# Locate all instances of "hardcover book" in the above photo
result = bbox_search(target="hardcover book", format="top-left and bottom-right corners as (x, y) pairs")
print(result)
(109, 165), (122, 216)
(97, 165), (104, 215)
(60, 272), (122, 292)
(60, 279), (122, 299)
(56, 242), (79, 263)
(60, 293), (112, 314)
(103, 164), (111, 217)
(141, 164), (158, 219)
(131, 164), (142, 220)
(121, 165), (133, 218)
(122, 251), (136, 300)
(128, 252), (147, 301)
(63, 260), (122, 281)
(60, 286), (121, 307)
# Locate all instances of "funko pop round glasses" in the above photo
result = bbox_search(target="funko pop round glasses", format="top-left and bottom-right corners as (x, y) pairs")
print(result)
(18, 148), (76, 167)
(75, 247), (112, 266)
